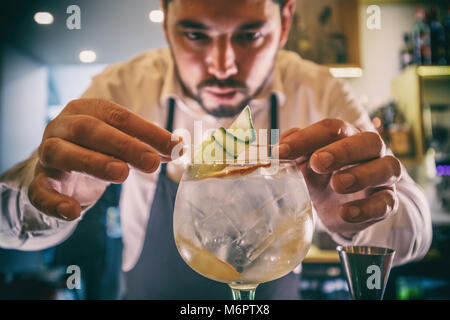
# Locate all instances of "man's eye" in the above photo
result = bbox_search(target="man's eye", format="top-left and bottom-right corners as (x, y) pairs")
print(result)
(237, 32), (263, 42)
(184, 32), (208, 41)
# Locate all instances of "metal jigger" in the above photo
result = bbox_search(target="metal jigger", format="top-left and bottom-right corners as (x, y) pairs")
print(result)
(337, 246), (395, 300)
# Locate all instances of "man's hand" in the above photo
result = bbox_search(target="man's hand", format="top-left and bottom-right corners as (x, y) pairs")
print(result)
(28, 99), (181, 221)
(276, 119), (402, 238)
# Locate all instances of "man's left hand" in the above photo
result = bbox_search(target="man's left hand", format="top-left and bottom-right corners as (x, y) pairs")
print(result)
(275, 118), (402, 239)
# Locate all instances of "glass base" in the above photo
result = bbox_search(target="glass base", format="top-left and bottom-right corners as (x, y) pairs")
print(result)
(229, 284), (258, 300)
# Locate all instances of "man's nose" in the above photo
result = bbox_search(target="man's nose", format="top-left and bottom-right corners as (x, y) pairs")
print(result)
(206, 36), (238, 80)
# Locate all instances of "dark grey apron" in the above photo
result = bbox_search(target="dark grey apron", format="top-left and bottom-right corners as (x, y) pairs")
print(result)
(124, 96), (300, 299)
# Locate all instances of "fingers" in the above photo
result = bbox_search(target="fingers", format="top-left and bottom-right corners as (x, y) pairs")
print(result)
(309, 131), (386, 174)
(39, 137), (137, 183)
(28, 172), (81, 220)
(280, 128), (300, 140)
(276, 119), (360, 160)
(44, 115), (161, 174)
(63, 99), (181, 156)
(340, 187), (399, 224)
(330, 155), (402, 194)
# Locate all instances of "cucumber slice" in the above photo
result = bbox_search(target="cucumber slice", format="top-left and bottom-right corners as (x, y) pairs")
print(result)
(229, 105), (253, 131)
(190, 105), (256, 178)
(213, 127), (247, 159)
(193, 136), (229, 163)
(193, 135), (214, 164)
(226, 128), (256, 144)
(228, 106), (256, 143)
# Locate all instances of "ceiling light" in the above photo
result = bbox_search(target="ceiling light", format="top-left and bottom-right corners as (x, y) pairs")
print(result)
(34, 12), (54, 25)
(149, 10), (164, 23)
(79, 50), (97, 63)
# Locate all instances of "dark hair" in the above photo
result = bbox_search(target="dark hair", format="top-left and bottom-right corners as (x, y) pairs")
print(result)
(163, 0), (287, 11)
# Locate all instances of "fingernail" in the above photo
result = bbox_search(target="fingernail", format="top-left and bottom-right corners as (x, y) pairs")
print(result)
(273, 144), (290, 159)
(172, 134), (182, 143)
(106, 162), (126, 179)
(168, 134), (183, 152)
(57, 202), (71, 220)
(140, 152), (158, 172)
(317, 152), (334, 169)
(347, 206), (360, 219)
(338, 173), (356, 189)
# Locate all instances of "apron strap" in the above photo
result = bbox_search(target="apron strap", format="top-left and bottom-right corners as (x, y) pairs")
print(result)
(270, 93), (278, 130)
(160, 98), (176, 176)
(269, 93), (279, 156)
(165, 98), (176, 132)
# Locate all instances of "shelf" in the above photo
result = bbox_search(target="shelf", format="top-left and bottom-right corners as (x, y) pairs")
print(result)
(304, 245), (340, 263)
(391, 65), (450, 163)
(360, 0), (444, 4)
(324, 63), (361, 68)
(417, 66), (450, 78)
(398, 157), (423, 167)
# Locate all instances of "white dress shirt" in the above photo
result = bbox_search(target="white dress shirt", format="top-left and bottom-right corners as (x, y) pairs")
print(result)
(0, 47), (432, 271)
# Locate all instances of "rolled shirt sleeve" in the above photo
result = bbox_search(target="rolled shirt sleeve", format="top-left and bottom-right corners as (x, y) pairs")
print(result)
(0, 154), (79, 250)
(329, 168), (433, 266)
(0, 182), (79, 250)
(0, 50), (143, 251)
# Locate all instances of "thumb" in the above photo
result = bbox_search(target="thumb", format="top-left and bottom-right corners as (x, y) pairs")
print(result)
(297, 159), (332, 201)
(29, 169), (82, 221)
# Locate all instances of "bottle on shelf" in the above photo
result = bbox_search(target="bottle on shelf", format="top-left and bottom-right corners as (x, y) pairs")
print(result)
(413, 7), (432, 65)
(428, 6), (447, 65)
(389, 109), (414, 158)
(371, 101), (414, 158)
(444, 5), (450, 64)
(400, 33), (414, 70)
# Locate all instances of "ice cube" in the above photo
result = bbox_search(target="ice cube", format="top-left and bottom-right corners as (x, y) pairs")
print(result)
(188, 198), (243, 263)
(231, 217), (275, 268)
(226, 175), (275, 232)
(193, 205), (240, 245)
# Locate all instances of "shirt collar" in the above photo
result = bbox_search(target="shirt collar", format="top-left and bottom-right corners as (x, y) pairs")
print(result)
(159, 48), (287, 111)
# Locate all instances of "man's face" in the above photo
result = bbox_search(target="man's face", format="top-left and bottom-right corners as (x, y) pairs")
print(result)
(163, 0), (291, 117)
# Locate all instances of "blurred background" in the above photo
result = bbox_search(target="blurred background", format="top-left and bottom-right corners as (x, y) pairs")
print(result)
(0, 0), (449, 299)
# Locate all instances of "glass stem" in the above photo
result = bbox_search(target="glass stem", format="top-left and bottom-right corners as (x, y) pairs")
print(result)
(230, 287), (256, 300)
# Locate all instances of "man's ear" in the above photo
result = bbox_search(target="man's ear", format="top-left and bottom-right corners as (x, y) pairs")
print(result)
(279, 0), (296, 48)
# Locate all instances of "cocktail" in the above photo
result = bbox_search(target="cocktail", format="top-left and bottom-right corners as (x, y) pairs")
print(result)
(172, 106), (314, 299)
(173, 159), (314, 299)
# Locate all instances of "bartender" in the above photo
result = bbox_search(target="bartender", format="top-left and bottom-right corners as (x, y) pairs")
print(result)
(0, 0), (432, 299)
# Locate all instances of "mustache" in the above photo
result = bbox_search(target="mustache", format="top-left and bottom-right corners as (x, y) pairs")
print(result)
(198, 78), (247, 90)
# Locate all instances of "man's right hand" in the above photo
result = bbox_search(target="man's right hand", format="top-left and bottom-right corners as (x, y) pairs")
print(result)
(28, 99), (180, 221)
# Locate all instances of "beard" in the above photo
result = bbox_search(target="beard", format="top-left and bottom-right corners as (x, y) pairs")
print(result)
(170, 51), (276, 118)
